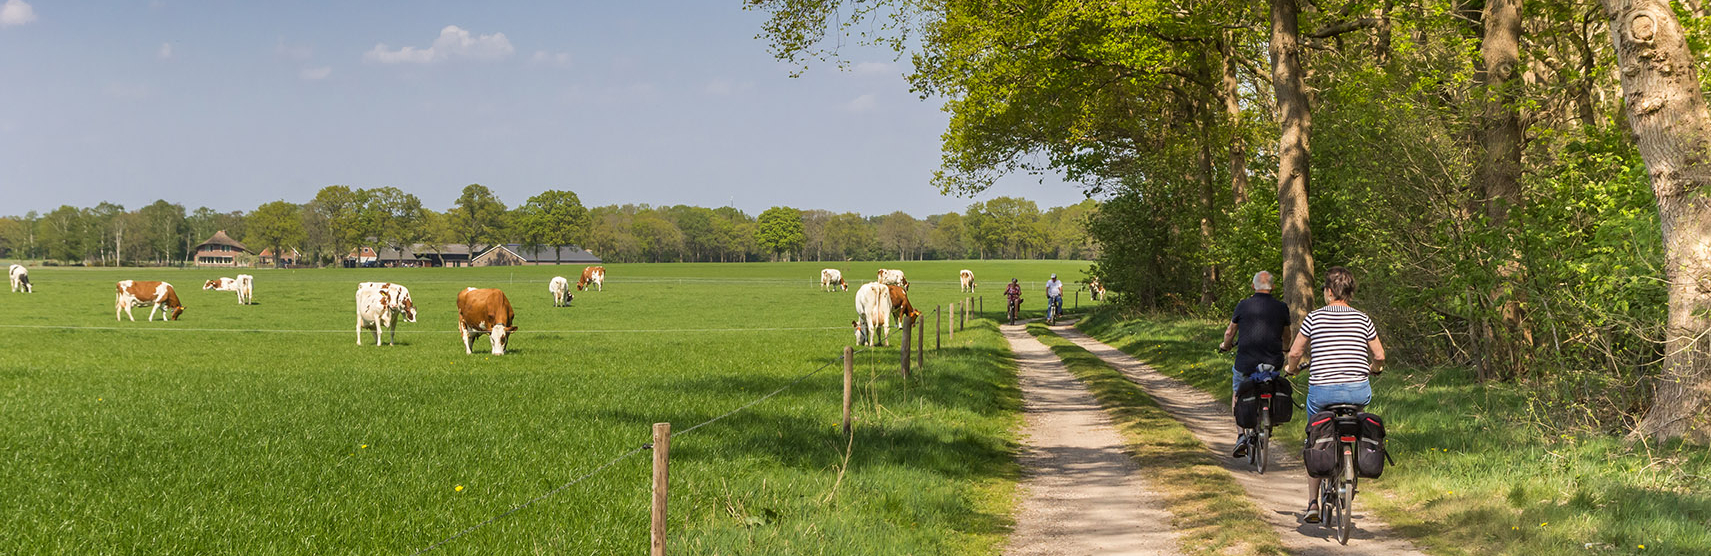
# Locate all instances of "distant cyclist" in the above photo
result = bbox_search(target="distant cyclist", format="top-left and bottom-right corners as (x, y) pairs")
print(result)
(1044, 274), (1064, 322)
(1285, 266), (1386, 522)
(1004, 279), (1023, 324)
(1218, 271), (1289, 458)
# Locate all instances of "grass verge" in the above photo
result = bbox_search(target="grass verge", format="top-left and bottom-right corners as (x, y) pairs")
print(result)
(1078, 310), (1711, 556)
(1024, 322), (1287, 556)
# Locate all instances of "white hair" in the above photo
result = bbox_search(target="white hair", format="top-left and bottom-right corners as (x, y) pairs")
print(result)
(1252, 271), (1274, 292)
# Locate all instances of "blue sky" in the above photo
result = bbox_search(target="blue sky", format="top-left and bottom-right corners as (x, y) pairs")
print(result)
(0, 1), (1089, 217)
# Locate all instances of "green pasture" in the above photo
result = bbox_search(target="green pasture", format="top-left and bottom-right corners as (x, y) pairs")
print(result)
(1079, 311), (1711, 556)
(0, 260), (1095, 555)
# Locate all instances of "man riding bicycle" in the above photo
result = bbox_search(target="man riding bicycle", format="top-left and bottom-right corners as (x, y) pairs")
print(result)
(1044, 274), (1064, 322)
(1004, 279), (1023, 324)
(1284, 266), (1386, 523)
(1218, 271), (1289, 458)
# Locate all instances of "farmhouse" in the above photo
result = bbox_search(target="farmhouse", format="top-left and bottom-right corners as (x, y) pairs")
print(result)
(257, 247), (301, 267)
(472, 244), (601, 266)
(376, 244), (477, 267)
(192, 231), (251, 267)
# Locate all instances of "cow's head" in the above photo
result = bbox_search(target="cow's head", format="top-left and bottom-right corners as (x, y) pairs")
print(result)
(900, 278), (910, 292)
(851, 320), (866, 345)
(168, 305), (184, 320)
(399, 296), (417, 322)
(839, 278), (848, 291)
(19, 275), (30, 293)
(490, 324), (517, 355)
(203, 280), (219, 290)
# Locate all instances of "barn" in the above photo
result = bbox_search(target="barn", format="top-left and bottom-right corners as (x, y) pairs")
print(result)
(192, 231), (251, 267)
(472, 244), (601, 266)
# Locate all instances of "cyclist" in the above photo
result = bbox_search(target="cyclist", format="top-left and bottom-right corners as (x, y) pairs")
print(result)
(1004, 279), (1023, 324)
(1218, 271), (1289, 458)
(1044, 274), (1064, 322)
(1284, 266), (1386, 523)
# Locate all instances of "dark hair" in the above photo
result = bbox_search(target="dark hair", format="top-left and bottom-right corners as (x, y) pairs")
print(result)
(1323, 266), (1356, 302)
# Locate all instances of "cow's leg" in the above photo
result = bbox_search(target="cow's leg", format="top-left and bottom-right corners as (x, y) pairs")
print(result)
(387, 319), (397, 346)
(148, 304), (158, 322)
(357, 318), (365, 345)
(460, 324), (474, 354)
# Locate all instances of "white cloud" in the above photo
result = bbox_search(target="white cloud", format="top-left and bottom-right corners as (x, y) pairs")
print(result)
(845, 93), (878, 112)
(531, 50), (571, 68)
(299, 66), (332, 80)
(365, 25), (514, 64)
(852, 61), (895, 75)
(157, 43), (173, 59)
(1, 0), (37, 27)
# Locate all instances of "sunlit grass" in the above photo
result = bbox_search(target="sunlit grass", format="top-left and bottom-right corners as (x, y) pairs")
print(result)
(0, 260), (1086, 554)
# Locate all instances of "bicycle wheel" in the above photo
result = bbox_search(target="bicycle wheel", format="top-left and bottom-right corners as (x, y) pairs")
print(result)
(1255, 413), (1270, 474)
(1337, 448), (1355, 544)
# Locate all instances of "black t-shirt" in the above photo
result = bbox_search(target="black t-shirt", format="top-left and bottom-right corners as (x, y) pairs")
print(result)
(1231, 292), (1290, 375)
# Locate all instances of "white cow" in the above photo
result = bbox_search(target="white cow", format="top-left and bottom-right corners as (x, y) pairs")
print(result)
(549, 276), (573, 307)
(959, 269), (975, 292)
(9, 264), (31, 293)
(877, 268), (909, 291)
(203, 274), (254, 304)
(355, 282), (417, 345)
(852, 282), (894, 347)
(820, 268), (847, 292)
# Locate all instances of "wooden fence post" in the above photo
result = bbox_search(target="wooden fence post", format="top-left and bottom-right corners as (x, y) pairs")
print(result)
(935, 306), (942, 350)
(917, 314), (925, 372)
(948, 303), (955, 342)
(900, 314), (912, 379)
(651, 422), (670, 556)
(842, 347), (853, 435)
(1075, 290), (1080, 310)
(979, 296), (983, 316)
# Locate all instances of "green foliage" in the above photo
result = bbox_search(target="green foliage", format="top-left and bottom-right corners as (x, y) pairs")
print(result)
(755, 206), (806, 261)
(513, 189), (591, 251)
(244, 200), (305, 268)
(448, 184), (508, 253)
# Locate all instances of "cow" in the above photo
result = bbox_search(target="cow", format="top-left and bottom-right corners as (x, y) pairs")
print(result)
(358, 281), (418, 323)
(1089, 277), (1106, 301)
(457, 287), (517, 355)
(877, 268), (909, 291)
(852, 282), (893, 347)
(115, 280), (183, 321)
(959, 269), (976, 293)
(356, 286), (406, 346)
(577, 266), (605, 291)
(820, 269), (847, 292)
(203, 274), (254, 304)
(886, 284), (921, 330)
(549, 276), (573, 307)
(9, 264), (31, 293)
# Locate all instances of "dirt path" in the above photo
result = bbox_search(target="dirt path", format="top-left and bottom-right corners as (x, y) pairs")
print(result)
(1052, 325), (1427, 556)
(1001, 323), (1181, 556)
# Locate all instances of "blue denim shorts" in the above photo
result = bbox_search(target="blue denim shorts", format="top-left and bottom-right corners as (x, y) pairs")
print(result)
(1231, 365), (1242, 394)
(1305, 381), (1373, 415)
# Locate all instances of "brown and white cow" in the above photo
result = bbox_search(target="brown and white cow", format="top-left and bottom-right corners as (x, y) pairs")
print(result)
(204, 274), (254, 304)
(9, 264), (31, 293)
(1088, 277), (1106, 301)
(458, 287), (517, 355)
(852, 282), (893, 347)
(356, 283), (416, 346)
(549, 276), (573, 307)
(959, 269), (975, 292)
(358, 282), (418, 323)
(886, 284), (921, 329)
(877, 268), (909, 291)
(576, 266), (605, 291)
(820, 268), (847, 292)
(115, 280), (183, 321)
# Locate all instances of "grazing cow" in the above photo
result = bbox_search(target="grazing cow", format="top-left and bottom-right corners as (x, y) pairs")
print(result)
(1089, 277), (1106, 301)
(959, 269), (976, 293)
(358, 282), (418, 323)
(851, 282), (893, 347)
(203, 274), (254, 304)
(877, 268), (909, 291)
(886, 284), (921, 329)
(577, 266), (606, 291)
(820, 269), (847, 292)
(115, 280), (183, 321)
(457, 288), (517, 355)
(549, 276), (573, 307)
(9, 264), (31, 293)
(356, 286), (405, 346)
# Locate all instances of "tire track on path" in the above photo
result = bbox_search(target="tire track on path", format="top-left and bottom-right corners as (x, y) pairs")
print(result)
(1052, 325), (1426, 555)
(1001, 323), (1181, 556)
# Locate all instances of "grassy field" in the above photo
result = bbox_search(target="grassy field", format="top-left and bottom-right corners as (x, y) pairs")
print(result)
(1079, 311), (1711, 556)
(0, 260), (1095, 555)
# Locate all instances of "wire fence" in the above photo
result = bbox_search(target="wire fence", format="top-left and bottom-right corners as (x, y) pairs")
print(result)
(407, 347), (867, 554)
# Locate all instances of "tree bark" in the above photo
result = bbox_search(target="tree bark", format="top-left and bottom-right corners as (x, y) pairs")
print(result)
(1198, 101), (1219, 309)
(1601, 0), (1711, 443)
(1272, 0), (1317, 331)
(1475, 0), (1530, 380)
(1223, 31), (1250, 205)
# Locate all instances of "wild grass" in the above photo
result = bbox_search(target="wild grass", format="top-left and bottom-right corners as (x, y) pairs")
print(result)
(0, 260), (1088, 554)
(1078, 310), (1711, 556)
(1024, 322), (1288, 556)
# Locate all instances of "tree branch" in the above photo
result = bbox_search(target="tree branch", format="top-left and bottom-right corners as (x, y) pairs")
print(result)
(1309, 17), (1384, 38)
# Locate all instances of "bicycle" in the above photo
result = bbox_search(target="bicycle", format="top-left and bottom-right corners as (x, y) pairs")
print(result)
(1243, 363), (1279, 474)
(1045, 295), (1062, 324)
(1006, 297), (1022, 324)
(1315, 402), (1366, 544)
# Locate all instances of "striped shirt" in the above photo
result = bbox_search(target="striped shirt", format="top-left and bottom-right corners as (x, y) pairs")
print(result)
(1299, 305), (1378, 386)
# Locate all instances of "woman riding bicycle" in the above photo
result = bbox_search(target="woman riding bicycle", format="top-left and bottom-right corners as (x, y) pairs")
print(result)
(1284, 266), (1386, 523)
(1004, 279), (1023, 323)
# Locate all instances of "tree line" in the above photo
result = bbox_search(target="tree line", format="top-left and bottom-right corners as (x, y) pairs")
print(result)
(0, 185), (1096, 266)
(753, 0), (1711, 442)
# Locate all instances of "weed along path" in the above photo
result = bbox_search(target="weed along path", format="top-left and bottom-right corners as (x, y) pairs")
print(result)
(1052, 326), (1427, 555)
(1000, 323), (1181, 556)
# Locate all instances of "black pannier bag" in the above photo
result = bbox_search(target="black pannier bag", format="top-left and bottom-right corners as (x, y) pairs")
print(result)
(1302, 411), (1339, 478)
(1355, 412), (1387, 478)
(1233, 378), (1262, 428)
(1267, 375), (1295, 424)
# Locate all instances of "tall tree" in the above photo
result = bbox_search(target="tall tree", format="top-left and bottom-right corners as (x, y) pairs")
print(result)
(245, 201), (305, 268)
(877, 211), (919, 261)
(449, 184), (508, 254)
(1475, 0), (1530, 380)
(1601, 0), (1711, 442)
(755, 206), (805, 262)
(363, 187), (427, 256)
(1271, 0), (1316, 330)
(514, 189), (591, 261)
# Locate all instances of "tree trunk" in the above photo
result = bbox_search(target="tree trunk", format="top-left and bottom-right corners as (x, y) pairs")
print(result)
(1197, 100), (1219, 309)
(1602, 0), (1711, 443)
(1272, 0), (1316, 331)
(1475, 0), (1530, 380)
(1223, 31), (1249, 205)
